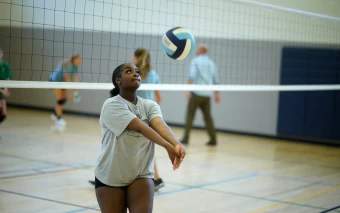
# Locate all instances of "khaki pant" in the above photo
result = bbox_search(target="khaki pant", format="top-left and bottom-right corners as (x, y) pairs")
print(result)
(183, 93), (216, 143)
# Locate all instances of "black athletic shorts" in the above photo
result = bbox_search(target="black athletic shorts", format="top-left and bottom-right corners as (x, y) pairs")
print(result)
(94, 177), (154, 189)
(95, 177), (110, 189)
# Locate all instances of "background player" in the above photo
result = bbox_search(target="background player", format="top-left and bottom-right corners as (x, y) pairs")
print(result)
(49, 54), (81, 131)
(0, 48), (12, 132)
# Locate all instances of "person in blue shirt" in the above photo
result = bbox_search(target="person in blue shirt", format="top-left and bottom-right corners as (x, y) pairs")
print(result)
(49, 54), (81, 131)
(181, 45), (220, 146)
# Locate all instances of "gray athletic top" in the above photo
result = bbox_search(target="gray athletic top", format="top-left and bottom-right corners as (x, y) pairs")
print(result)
(95, 94), (162, 187)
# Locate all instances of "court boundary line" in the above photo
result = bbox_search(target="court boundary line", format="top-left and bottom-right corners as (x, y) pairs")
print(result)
(1, 158), (338, 213)
(2, 135), (338, 187)
(0, 156), (95, 175)
(166, 181), (330, 211)
(183, 160), (338, 187)
(0, 189), (100, 211)
(248, 185), (340, 213)
(4, 125), (340, 173)
(1, 133), (99, 151)
(0, 165), (93, 180)
(320, 205), (340, 213)
(1, 153), (338, 188)
(8, 104), (340, 146)
(63, 173), (257, 213)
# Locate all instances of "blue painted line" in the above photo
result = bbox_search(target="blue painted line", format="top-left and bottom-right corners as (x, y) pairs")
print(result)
(0, 165), (60, 174)
(260, 174), (336, 187)
(1, 133), (98, 151)
(0, 155), (95, 176)
(0, 152), (63, 166)
(63, 173), (256, 213)
(183, 161), (338, 187)
(155, 186), (194, 196)
(0, 160), (95, 180)
(320, 205), (340, 213)
(0, 165), (92, 180)
(62, 188), (196, 213)
(0, 189), (100, 211)
(64, 205), (100, 213)
(196, 173), (257, 188)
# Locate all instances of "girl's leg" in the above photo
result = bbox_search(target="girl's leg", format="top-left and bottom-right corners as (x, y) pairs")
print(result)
(0, 99), (6, 115)
(96, 186), (127, 213)
(0, 99), (6, 124)
(54, 89), (67, 118)
(127, 178), (155, 213)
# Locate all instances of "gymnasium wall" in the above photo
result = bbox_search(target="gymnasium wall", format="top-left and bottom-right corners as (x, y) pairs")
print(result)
(251, 0), (340, 18)
(1, 0), (340, 136)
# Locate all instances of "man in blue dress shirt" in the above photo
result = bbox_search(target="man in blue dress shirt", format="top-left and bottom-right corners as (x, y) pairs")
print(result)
(181, 44), (220, 146)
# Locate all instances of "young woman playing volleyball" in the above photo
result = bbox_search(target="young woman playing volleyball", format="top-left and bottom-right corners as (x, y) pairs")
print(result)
(95, 63), (185, 213)
(49, 54), (81, 131)
(90, 48), (165, 190)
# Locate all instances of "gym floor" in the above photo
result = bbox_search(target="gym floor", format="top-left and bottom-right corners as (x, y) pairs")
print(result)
(0, 107), (340, 213)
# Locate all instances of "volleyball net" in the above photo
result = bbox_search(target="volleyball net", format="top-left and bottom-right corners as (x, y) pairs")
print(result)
(0, 0), (339, 91)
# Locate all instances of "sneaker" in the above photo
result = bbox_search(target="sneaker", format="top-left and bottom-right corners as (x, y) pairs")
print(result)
(50, 113), (57, 121)
(88, 180), (95, 186)
(54, 119), (66, 132)
(57, 118), (67, 126)
(206, 140), (217, 146)
(154, 178), (165, 191)
(180, 139), (188, 145)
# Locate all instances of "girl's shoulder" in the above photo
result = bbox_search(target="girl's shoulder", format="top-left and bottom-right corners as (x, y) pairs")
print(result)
(148, 69), (157, 75)
(146, 69), (159, 79)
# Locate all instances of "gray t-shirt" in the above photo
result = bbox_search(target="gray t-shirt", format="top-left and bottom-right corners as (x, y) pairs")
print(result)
(95, 95), (162, 187)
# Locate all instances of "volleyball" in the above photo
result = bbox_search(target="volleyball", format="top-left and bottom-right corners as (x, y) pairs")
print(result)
(162, 27), (196, 60)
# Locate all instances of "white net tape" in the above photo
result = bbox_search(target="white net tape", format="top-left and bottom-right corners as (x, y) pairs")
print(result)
(1, 81), (340, 91)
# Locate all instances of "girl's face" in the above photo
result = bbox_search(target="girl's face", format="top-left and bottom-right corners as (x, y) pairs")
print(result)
(73, 56), (82, 66)
(0, 51), (3, 60)
(117, 64), (141, 90)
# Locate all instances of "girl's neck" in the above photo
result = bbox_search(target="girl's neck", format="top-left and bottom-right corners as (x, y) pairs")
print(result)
(120, 90), (137, 105)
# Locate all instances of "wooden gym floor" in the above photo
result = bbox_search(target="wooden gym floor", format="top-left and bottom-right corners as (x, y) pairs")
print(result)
(0, 107), (340, 213)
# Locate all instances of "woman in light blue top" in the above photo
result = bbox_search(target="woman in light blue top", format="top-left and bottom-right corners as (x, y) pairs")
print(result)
(133, 48), (164, 191)
(49, 54), (81, 131)
(134, 48), (161, 104)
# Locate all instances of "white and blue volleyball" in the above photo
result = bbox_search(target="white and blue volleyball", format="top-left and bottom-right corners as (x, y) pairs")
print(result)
(162, 27), (195, 60)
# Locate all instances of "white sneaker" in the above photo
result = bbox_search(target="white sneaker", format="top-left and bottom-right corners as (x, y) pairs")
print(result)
(57, 118), (67, 126)
(53, 119), (66, 132)
(50, 113), (57, 121)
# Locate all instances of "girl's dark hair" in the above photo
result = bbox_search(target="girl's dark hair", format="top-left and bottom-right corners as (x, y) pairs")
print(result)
(110, 64), (126, 97)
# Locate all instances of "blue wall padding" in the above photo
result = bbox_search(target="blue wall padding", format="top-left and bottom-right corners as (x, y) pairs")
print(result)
(278, 47), (340, 141)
